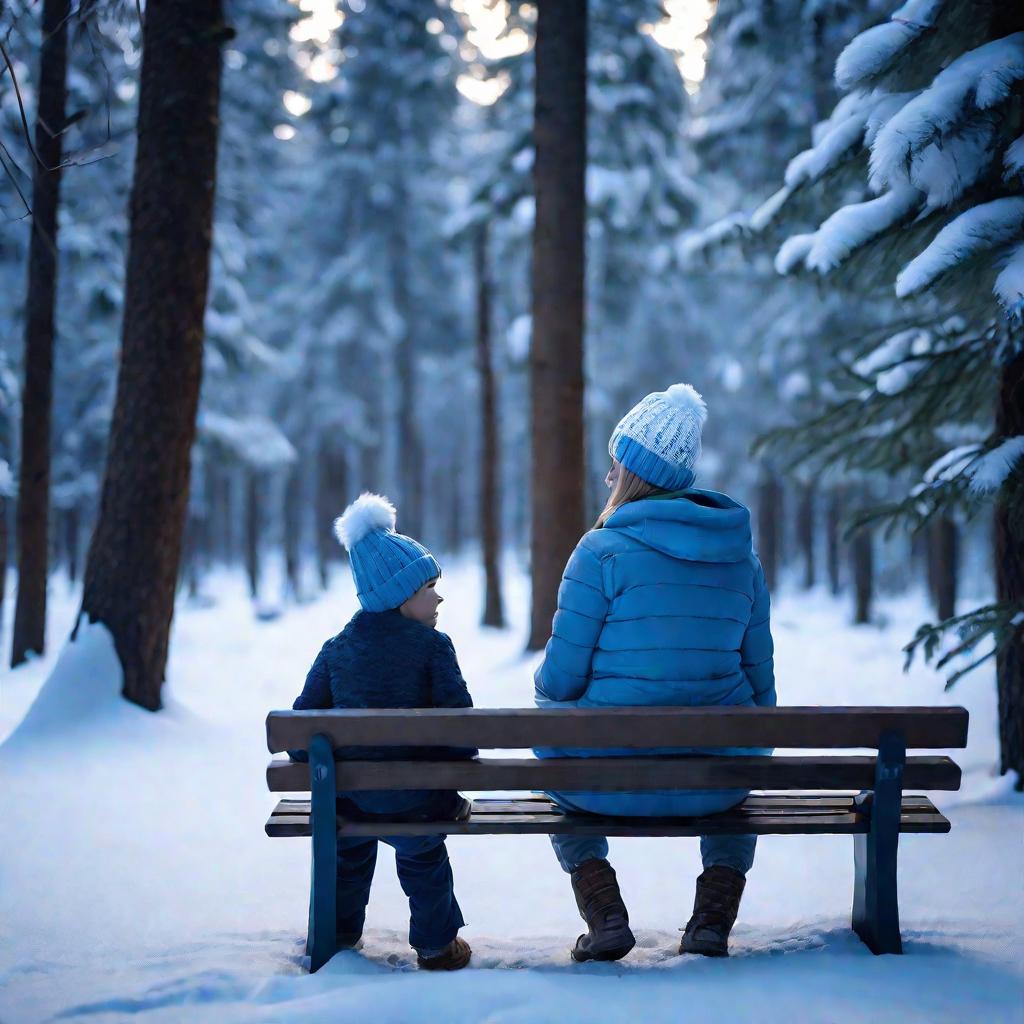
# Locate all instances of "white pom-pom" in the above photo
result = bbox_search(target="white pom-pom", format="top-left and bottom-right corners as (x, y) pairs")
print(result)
(333, 492), (397, 550)
(663, 383), (708, 424)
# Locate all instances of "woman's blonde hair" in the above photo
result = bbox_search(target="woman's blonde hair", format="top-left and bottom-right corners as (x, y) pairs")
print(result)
(594, 463), (663, 529)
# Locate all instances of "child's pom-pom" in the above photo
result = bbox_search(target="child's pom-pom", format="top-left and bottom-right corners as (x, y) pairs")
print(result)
(664, 383), (707, 424)
(333, 492), (397, 550)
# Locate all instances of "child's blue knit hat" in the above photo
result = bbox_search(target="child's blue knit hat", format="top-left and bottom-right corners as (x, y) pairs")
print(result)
(333, 493), (440, 612)
(608, 383), (707, 490)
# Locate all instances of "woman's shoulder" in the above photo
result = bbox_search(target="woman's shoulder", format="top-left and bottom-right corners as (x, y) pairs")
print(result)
(575, 526), (634, 560)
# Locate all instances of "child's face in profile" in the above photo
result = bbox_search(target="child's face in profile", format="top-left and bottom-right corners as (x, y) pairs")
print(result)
(399, 577), (443, 627)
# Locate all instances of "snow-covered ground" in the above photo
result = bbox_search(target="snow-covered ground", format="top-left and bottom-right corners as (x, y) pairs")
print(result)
(1, 557), (1021, 1024)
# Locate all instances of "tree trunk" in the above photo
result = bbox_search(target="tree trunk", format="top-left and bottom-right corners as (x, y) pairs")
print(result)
(995, 345), (1024, 784)
(826, 485), (843, 596)
(209, 467), (230, 565)
(78, 0), (225, 711)
(315, 445), (347, 590)
(445, 456), (463, 556)
(65, 503), (80, 584)
(476, 225), (506, 629)
(527, 0), (587, 651)
(756, 472), (782, 593)
(180, 511), (202, 599)
(244, 470), (261, 601)
(930, 515), (958, 621)
(283, 461), (302, 601)
(0, 496), (7, 632)
(391, 176), (424, 542)
(797, 481), (815, 590)
(852, 522), (874, 625)
(11, 0), (70, 666)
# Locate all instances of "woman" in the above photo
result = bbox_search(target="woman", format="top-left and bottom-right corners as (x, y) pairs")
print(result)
(534, 383), (775, 962)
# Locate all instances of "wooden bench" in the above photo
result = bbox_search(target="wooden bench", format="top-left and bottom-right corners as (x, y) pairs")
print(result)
(265, 705), (968, 971)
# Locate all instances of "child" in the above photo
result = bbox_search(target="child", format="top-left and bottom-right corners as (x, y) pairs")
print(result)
(290, 493), (474, 971)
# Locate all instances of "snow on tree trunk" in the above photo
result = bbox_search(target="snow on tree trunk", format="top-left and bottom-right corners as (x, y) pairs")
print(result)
(527, 0), (587, 652)
(995, 344), (1024, 785)
(78, 0), (226, 711)
(476, 225), (505, 629)
(11, 0), (70, 667)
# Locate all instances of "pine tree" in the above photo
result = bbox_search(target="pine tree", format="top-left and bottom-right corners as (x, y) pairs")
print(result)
(712, 0), (1024, 779)
(78, 0), (229, 710)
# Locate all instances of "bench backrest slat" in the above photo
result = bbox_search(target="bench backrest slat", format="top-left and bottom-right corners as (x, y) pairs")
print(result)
(266, 706), (969, 753)
(266, 754), (962, 793)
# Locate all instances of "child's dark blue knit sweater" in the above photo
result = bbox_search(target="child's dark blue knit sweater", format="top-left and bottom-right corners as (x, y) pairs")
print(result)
(290, 608), (476, 815)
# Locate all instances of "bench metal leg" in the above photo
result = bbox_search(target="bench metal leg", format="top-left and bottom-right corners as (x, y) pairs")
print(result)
(852, 730), (906, 955)
(307, 733), (337, 972)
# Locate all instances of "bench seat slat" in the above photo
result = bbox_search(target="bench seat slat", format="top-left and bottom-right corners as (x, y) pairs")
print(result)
(266, 706), (969, 753)
(264, 794), (950, 838)
(266, 755), (962, 793)
(268, 794), (941, 815)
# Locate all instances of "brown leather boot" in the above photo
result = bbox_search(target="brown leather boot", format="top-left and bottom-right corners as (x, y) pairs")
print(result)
(569, 858), (636, 962)
(679, 865), (746, 957)
(417, 936), (472, 971)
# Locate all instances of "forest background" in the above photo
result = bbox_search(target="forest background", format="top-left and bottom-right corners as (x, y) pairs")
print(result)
(1, 0), (1022, 784)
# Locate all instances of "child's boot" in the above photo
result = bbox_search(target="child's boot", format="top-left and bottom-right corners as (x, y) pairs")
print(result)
(679, 865), (745, 957)
(569, 858), (635, 962)
(417, 936), (472, 970)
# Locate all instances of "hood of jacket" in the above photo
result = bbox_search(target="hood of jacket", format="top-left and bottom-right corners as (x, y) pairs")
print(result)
(603, 487), (753, 563)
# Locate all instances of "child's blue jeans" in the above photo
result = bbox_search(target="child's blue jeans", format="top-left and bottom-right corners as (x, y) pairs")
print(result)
(334, 792), (465, 954)
(549, 832), (757, 876)
(336, 833), (464, 954)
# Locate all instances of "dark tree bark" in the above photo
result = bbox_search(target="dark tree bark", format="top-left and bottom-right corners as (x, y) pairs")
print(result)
(0, 496), (7, 631)
(995, 345), (1024, 784)
(476, 225), (505, 629)
(825, 485), (843, 596)
(244, 470), (261, 601)
(930, 514), (958, 621)
(756, 471), (782, 593)
(283, 461), (302, 601)
(527, 0), (587, 651)
(64, 503), (80, 584)
(78, 0), (226, 710)
(797, 481), (815, 590)
(391, 176), (424, 542)
(11, 0), (70, 666)
(852, 520), (874, 626)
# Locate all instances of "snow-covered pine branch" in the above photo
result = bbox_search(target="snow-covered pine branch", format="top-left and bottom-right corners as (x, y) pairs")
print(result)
(895, 196), (1024, 299)
(834, 0), (945, 92)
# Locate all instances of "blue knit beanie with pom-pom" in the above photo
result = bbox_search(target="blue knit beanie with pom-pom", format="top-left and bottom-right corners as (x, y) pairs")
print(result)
(608, 383), (707, 491)
(334, 493), (440, 612)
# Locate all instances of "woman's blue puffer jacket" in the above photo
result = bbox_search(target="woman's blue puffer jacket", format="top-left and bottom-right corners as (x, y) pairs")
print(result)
(534, 488), (776, 818)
